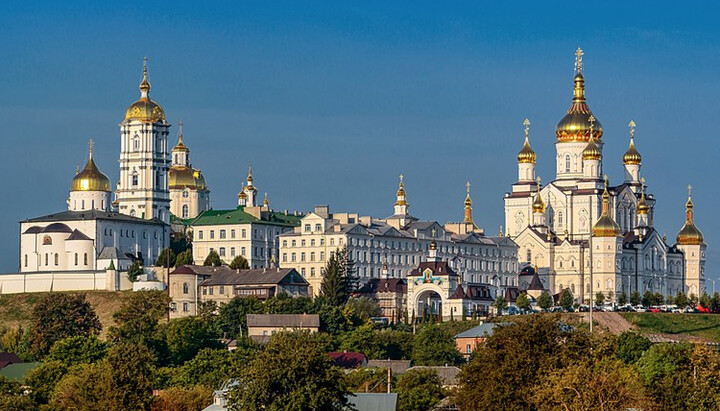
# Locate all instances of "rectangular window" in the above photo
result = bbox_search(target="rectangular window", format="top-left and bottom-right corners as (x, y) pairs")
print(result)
(231, 229), (236, 238)
(292, 240), (296, 247)
(202, 287), (207, 295)
(220, 230), (226, 239)
(219, 247), (226, 257)
(292, 253), (296, 262)
(301, 240), (306, 247)
(220, 285), (225, 294)
(209, 287), (214, 295)
(311, 239), (315, 246)
(320, 251), (325, 260)
(283, 253), (288, 262)
(241, 247), (246, 257)
(315, 223), (321, 232)
(301, 252), (306, 262)
(283, 240), (287, 247)
(310, 252), (315, 261)
(231, 247), (236, 257)
(320, 238), (325, 246)
(304, 224), (311, 232)
(242, 229), (247, 238)
(210, 230), (215, 239)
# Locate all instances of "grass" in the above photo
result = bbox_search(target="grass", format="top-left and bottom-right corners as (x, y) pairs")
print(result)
(0, 291), (132, 337)
(621, 313), (720, 342)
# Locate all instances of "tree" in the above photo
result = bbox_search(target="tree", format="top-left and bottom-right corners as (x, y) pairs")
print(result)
(494, 296), (508, 314)
(711, 292), (720, 313)
(618, 292), (628, 306)
(532, 359), (653, 411)
(46, 335), (107, 366)
(396, 368), (445, 411)
(169, 346), (257, 389)
(28, 293), (101, 357)
(227, 331), (351, 410)
(319, 247), (355, 306)
(51, 343), (156, 411)
(155, 248), (176, 268)
(411, 324), (462, 366)
(559, 289), (573, 311)
(228, 255), (249, 270)
(595, 291), (605, 307)
(127, 260), (144, 282)
(175, 249), (194, 267)
(346, 297), (382, 321)
(161, 317), (222, 365)
(25, 360), (69, 406)
(673, 291), (687, 309)
(203, 250), (223, 267)
(538, 291), (553, 311)
(218, 296), (264, 339)
(108, 290), (171, 358)
(630, 291), (642, 306)
(700, 292), (712, 309)
(516, 293), (531, 311)
(615, 332), (651, 364)
(151, 385), (213, 411)
(642, 290), (655, 307)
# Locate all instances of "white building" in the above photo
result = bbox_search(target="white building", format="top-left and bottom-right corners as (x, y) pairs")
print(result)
(116, 58), (171, 224)
(189, 167), (303, 268)
(20, 143), (168, 273)
(168, 122), (211, 219)
(279, 177), (518, 297)
(504, 49), (706, 302)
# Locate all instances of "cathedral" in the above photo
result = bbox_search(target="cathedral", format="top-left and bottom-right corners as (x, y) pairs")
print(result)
(504, 49), (706, 303)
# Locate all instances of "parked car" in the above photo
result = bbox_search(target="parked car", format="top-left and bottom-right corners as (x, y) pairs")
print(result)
(618, 304), (635, 312)
(577, 305), (590, 312)
(633, 305), (648, 312)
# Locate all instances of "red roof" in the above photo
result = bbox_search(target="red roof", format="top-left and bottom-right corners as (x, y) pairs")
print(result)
(0, 353), (22, 370)
(328, 351), (367, 369)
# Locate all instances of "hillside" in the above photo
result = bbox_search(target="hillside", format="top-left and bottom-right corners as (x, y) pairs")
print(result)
(621, 313), (720, 342)
(0, 291), (133, 337)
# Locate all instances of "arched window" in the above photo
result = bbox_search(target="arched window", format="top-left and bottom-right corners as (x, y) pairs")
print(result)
(565, 155), (571, 172)
(133, 135), (140, 151)
(129, 209), (136, 217)
(75, 253), (79, 266)
(558, 211), (563, 228)
(526, 249), (532, 263)
(132, 171), (139, 187)
(84, 253), (88, 265)
(183, 283), (189, 294)
(54, 253), (59, 266)
(45, 254), (48, 265)
(24, 254), (28, 267)
(182, 205), (189, 218)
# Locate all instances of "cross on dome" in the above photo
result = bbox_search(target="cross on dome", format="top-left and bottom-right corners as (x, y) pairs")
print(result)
(574, 47), (584, 74)
(523, 118), (530, 136)
(629, 120), (636, 138)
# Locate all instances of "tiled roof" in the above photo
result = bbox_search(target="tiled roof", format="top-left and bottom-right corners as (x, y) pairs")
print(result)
(407, 366), (461, 386)
(454, 323), (497, 339)
(365, 359), (412, 374)
(409, 261), (458, 277)
(189, 206), (302, 227)
(198, 267), (307, 287)
(66, 229), (92, 241)
(247, 314), (319, 328)
(347, 393), (398, 411)
(356, 278), (407, 294)
(527, 271), (545, 291)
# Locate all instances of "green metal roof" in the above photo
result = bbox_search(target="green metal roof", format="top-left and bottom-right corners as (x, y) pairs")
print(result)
(189, 206), (303, 227)
(0, 362), (41, 382)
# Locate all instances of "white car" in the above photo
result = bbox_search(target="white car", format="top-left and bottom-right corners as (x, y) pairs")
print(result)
(633, 305), (648, 312)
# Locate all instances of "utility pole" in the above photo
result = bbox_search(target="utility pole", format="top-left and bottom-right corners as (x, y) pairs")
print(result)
(588, 115), (596, 334)
(387, 367), (391, 393)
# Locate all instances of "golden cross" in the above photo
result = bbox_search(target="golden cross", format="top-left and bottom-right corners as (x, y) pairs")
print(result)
(523, 118), (530, 137)
(466, 181), (471, 194)
(604, 174), (609, 187)
(688, 184), (692, 197)
(629, 120), (636, 138)
(536, 176), (541, 185)
(431, 228), (437, 238)
(399, 174), (404, 184)
(641, 177), (646, 185)
(575, 47), (584, 73)
(88, 139), (94, 158)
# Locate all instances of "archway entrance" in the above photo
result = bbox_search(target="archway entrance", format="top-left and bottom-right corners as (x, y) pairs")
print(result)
(416, 289), (444, 320)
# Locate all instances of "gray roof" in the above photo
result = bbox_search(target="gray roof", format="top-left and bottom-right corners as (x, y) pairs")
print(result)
(98, 246), (122, 260)
(454, 323), (496, 339)
(348, 393), (398, 411)
(23, 210), (167, 226)
(66, 229), (92, 241)
(198, 267), (307, 287)
(365, 359), (412, 374)
(407, 366), (461, 386)
(247, 314), (319, 328)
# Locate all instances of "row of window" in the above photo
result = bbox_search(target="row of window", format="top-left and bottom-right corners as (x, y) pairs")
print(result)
(103, 228), (159, 240)
(197, 228), (278, 240)
(25, 252), (89, 267)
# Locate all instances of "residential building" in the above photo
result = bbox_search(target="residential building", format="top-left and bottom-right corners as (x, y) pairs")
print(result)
(328, 351), (368, 369)
(246, 313), (320, 343)
(354, 274), (407, 323)
(454, 322), (497, 359)
(279, 178), (517, 297)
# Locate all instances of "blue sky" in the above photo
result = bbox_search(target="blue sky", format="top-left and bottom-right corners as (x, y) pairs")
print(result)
(1, 1), (719, 283)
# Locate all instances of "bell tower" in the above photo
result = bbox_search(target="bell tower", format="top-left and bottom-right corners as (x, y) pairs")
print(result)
(116, 57), (171, 223)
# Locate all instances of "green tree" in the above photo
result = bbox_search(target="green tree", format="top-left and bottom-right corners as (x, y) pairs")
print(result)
(175, 249), (194, 267)
(0, 375), (35, 409)
(630, 291), (641, 306)
(642, 290), (655, 307)
(494, 296), (508, 314)
(161, 316), (223, 365)
(411, 324), (462, 366)
(618, 292), (628, 306)
(203, 250), (223, 267)
(108, 290), (171, 359)
(319, 247), (355, 306)
(615, 332), (651, 364)
(152, 385), (213, 411)
(396, 368), (445, 411)
(689, 292), (699, 306)
(28, 293), (101, 357)
(375, 329), (414, 360)
(516, 293), (531, 311)
(227, 331), (351, 411)
(25, 360), (69, 406)
(169, 345), (257, 389)
(711, 292), (720, 313)
(595, 291), (605, 306)
(218, 296), (263, 339)
(228, 255), (250, 269)
(155, 248), (176, 268)
(46, 335), (107, 366)
(538, 291), (553, 311)
(559, 289), (573, 311)
(263, 294), (315, 315)
(127, 260), (144, 282)
(346, 297), (382, 321)
(700, 292), (712, 309)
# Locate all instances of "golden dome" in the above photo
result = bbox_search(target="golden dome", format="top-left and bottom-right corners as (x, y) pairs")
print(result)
(532, 182), (545, 213)
(173, 123), (189, 153)
(593, 177), (621, 237)
(395, 174), (408, 206)
(623, 122), (642, 165)
(637, 183), (649, 215)
(71, 142), (111, 192)
(677, 188), (704, 245)
(517, 119), (536, 163)
(124, 58), (166, 123)
(169, 166), (206, 190)
(556, 50), (603, 142)
(238, 183), (248, 200)
(582, 135), (602, 161)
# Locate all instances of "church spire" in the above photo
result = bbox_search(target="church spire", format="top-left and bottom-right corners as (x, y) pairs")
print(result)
(593, 175), (621, 237)
(676, 185), (704, 245)
(517, 118), (536, 164)
(464, 181), (474, 225)
(139, 56), (151, 98)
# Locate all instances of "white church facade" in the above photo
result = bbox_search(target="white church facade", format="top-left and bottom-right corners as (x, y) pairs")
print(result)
(504, 49), (706, 303)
